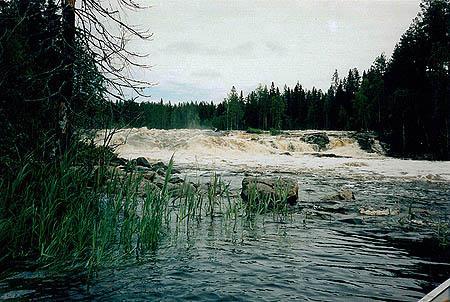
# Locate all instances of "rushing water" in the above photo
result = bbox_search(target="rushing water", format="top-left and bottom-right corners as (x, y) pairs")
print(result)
(1, 129), (449, 301)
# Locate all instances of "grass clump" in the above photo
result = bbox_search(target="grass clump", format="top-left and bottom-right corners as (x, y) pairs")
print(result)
(246, 127), (264, 134)
(269, 128), (282, 136)
(0, 143), (175, 272)
(0, 140), (294, 273)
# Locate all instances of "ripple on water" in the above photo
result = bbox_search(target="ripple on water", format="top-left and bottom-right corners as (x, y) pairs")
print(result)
(1, 171), (449, 301)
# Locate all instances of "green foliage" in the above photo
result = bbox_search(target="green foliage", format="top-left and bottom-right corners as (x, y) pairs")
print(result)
(0, 0), (111, 168)
(246, 127), (264, 134)
(269, 128), (282, 136)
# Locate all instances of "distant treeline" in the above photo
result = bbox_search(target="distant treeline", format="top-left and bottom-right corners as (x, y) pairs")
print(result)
(113, 0), (448, 159)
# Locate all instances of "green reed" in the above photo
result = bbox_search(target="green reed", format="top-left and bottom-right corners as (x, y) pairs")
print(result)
(0, 148), (295, 273)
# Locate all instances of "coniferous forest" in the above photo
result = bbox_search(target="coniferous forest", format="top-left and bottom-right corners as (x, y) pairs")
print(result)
(113, 1), (449, 160)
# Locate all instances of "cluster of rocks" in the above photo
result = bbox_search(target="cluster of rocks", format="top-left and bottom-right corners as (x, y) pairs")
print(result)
(351, 131), (386, 154)
(301, 133), (330, 151)
(110, 157), (400, 219)
(110, 156), (193, 197)
(241, 177), (299, 205)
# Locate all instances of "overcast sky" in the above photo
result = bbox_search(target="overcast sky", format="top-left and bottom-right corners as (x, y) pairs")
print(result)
(128, 0), (420, 103)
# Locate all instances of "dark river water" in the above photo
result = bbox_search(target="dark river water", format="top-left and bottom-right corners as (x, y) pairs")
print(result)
(1, 171), (449, 301)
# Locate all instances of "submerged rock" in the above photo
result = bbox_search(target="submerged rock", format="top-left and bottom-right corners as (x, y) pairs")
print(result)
(241, 177), (299, 205)
(322, 188), (355, 201)
(140, 173), (194, 197)
(359, 208), (400, 216)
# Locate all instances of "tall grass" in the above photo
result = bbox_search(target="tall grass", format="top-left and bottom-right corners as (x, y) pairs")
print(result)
(0, 147), (294, 273)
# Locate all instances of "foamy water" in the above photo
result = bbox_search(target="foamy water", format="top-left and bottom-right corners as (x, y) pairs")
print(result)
(97, 128), (450, 181)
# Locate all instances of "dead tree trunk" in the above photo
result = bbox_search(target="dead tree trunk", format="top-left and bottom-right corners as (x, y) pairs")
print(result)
(59, 0), (76, 154)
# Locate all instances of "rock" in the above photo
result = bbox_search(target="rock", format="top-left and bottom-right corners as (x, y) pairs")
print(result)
(134, 157), (152, 168)
(352, 132), (386, 154)
(280, 152), (292, 156)
(322, 188), (355, 201)
(142, 171), (157, 181)
(140, 174), (194, 198)
(131, 158), (180, 175)
(241, 177), (299, 205)
(301, 133), (330, 151)
(110, 157), (128, 166)
(339, 189), (355, 201)
(150, 161), (168, 171)
(359, 208), (399, 216)
(169, 176), (184, 184)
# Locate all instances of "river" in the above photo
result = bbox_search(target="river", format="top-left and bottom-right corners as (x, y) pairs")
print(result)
(1, 128), (449, 301)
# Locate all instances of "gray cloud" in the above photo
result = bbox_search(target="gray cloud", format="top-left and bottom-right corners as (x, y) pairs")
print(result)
(163, 41), (255, 57)
(264, 41), (287, 55)
(191, 69), (223, 79)
(131, 0), (421, 102)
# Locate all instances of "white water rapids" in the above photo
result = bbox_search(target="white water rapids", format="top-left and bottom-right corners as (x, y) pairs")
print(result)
(97, 128), (450, 181)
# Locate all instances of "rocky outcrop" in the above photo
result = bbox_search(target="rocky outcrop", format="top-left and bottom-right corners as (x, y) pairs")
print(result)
(301, 133), (330, 151)
(352, 132), (386, 154)
(241, 177), (299, 205)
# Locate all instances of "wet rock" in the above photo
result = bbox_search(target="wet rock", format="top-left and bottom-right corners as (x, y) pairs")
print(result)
(140, 174), (194, 198)
(131, 158), (180, 175)
(280, 152), (292, 156)
(110, 157), (128, 166)
(339, 189), (355, 201)
(352, 131), (386, 154)
(301, 133), (330, 151)
(132, 157), (152, 168)
(241, 177), (299, 205)
(359, 208), (399, 216)
(150, 161), (168, 171)
(169, 175), (185, 184)
(322, 188), (355, 201)
(142, 171), (157, 181)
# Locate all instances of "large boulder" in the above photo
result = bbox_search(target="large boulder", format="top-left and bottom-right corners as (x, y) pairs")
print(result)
(241, 177), (299, 205)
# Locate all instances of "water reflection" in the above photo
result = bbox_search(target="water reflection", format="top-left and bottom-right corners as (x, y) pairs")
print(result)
(1, 172), (449, 301)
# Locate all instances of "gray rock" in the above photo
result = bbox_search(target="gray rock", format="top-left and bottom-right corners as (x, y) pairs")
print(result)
(241, 177), (299, 205)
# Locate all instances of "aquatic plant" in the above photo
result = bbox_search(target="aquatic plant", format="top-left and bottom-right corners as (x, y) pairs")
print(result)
(0, 144), (297, 274)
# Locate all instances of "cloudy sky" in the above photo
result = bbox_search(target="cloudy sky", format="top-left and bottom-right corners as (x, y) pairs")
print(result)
(128, 0), (420, 103)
